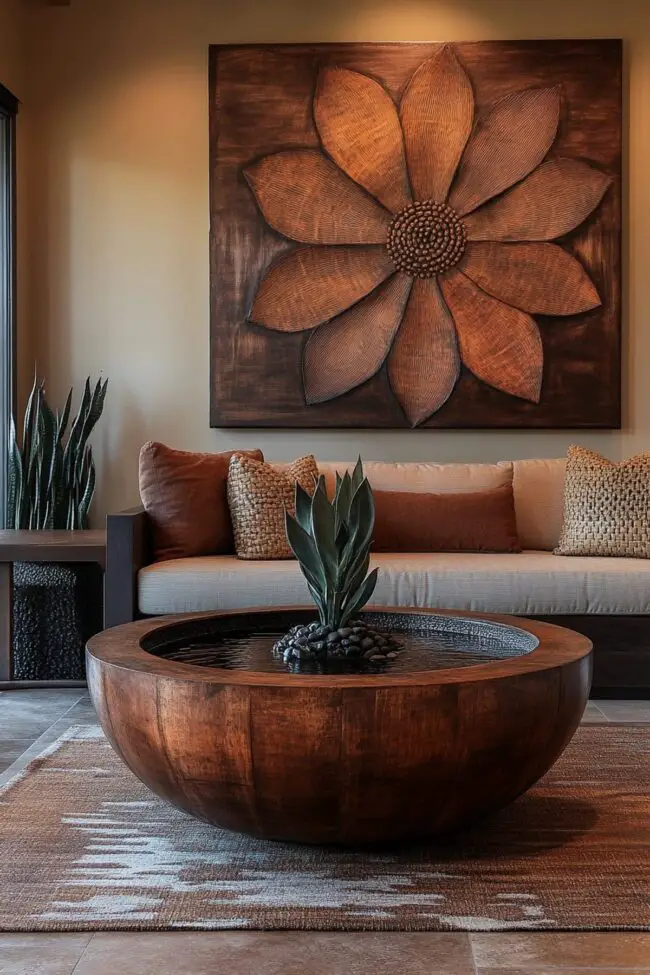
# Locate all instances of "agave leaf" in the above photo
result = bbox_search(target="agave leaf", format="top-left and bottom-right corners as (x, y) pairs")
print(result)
(350, 456), (364, 493)
(306, 583), (327, 625)
(334, 471), (352, 535)
(310, 478), (338, 586)
(294, 482), (312, 533)
(335, 520), (349, 555)
(285, 513), (325, 593)
(340, 567), (379, 626)
(340, 479), (375, 581)
(343, 552), (370, 604)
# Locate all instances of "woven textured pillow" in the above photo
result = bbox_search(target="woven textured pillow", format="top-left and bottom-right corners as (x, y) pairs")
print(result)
(227, 454), (319, 559)
(555, 446), (650, 558)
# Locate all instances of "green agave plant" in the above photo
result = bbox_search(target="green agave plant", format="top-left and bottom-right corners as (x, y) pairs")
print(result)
(285, 458), (378, 630)
(8, 375), (108, 530)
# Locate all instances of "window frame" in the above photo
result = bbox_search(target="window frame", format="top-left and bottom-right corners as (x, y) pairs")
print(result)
(0, 82), (18, 528)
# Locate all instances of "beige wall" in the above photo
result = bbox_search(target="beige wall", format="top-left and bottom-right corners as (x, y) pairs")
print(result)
(19, 0), (650, 517)
(0, 0), (22, 93)
(0, 0), (31, 406)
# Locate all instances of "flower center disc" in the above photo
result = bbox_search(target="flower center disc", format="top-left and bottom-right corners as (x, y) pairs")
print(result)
(387, 201), (467, 278)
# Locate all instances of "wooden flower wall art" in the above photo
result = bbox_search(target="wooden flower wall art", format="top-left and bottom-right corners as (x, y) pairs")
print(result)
(209, 40), (622, 428)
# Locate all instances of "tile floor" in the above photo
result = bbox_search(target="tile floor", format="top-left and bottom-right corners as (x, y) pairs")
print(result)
(0, 690), (648, 974)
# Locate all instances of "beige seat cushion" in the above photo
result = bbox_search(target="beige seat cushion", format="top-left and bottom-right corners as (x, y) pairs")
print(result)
(138, 550), (650, 617)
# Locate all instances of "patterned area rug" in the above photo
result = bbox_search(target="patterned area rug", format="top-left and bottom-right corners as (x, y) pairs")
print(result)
(0, 724), (648, 932)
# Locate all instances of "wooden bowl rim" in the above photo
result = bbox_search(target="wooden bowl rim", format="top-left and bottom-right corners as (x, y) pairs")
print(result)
(87, 606), (593, 688)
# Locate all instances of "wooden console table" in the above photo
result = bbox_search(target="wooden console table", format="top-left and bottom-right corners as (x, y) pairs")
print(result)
(0, 530), (106, 688)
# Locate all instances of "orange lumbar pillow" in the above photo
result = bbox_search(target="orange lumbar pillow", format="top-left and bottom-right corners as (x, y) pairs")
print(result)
(371, 480), (521, 553)
(139, 442), (264, 561)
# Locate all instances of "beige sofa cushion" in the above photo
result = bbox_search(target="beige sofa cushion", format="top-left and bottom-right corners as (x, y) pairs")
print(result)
(508, 458), (567, 551)
(318, 461), (512, 497)
(138, 550), (650, 617)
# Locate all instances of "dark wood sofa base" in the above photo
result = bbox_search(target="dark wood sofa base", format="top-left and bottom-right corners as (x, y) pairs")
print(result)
(105, 507), (650, 699)
(530, 615), (650, 699)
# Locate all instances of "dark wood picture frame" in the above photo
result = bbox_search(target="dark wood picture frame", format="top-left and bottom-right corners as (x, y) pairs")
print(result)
(209, 40), (622, 430)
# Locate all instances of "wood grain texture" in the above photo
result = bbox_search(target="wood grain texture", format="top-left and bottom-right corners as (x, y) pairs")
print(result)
(0, 530), (106, 565)
(244, 149), (392, 244)
(464, 158), (612, 242)
(400, 47), (474, 203)
(250, 245), (395, 330)
(440, 269), (543, 403)
(210, 40), (622, 429)
(314, 66), (411, 214)
(87, 607), (592, 844)
(303, 273), (412, 404)
(448, 86), (561, 216)
(387, 277), (460, 426)
(461, 241), (601, 315)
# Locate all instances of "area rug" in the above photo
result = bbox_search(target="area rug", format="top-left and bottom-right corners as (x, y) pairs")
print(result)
(0, 724), (648, 932)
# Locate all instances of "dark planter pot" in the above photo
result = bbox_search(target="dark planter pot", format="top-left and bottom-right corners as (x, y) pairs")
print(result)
(12, 561), (103, 680)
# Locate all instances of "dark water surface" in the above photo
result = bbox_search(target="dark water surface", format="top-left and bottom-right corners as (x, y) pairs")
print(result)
(143, 610), (538, 676)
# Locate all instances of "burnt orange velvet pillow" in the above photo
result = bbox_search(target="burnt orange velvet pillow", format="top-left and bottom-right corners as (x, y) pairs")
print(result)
(139, 442), (264, 561)
(372, 483), (521, 553)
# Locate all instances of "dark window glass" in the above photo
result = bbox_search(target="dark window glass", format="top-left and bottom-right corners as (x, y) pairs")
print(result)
(0, 84), (18, 528)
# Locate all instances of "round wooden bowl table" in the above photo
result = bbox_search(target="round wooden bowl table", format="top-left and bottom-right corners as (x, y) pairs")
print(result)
(86, 607), (592, 845)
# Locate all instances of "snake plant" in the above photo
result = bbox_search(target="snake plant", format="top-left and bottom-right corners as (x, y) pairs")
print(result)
(285, 458), (378, 630)
(7, 375), (108, 530)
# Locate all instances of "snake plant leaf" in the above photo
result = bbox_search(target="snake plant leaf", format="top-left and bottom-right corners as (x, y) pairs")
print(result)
(78, 457), (96, 527)
(21, 376), (39, 471)
(340, 567), (379, 627)
(57, 388), (73, 441)
(8, 376), (107, 529)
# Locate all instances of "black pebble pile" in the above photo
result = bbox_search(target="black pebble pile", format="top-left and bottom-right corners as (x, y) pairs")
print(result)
(273, 619), (403, 664)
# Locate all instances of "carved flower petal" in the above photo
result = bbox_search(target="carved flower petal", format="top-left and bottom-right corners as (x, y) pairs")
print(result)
(388, 278), (460, 426)
(461, 241), (601, 315)
(303, 273), (413, 404)
(244, 150), (392, 245)
(250, 246), (395, 331)
(439, 270), (543, 403)
(400, 47), (474, 203)
(314, 67), (412, 214)
(464, 158), (612, 242)
(448, 87), (561, 216)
